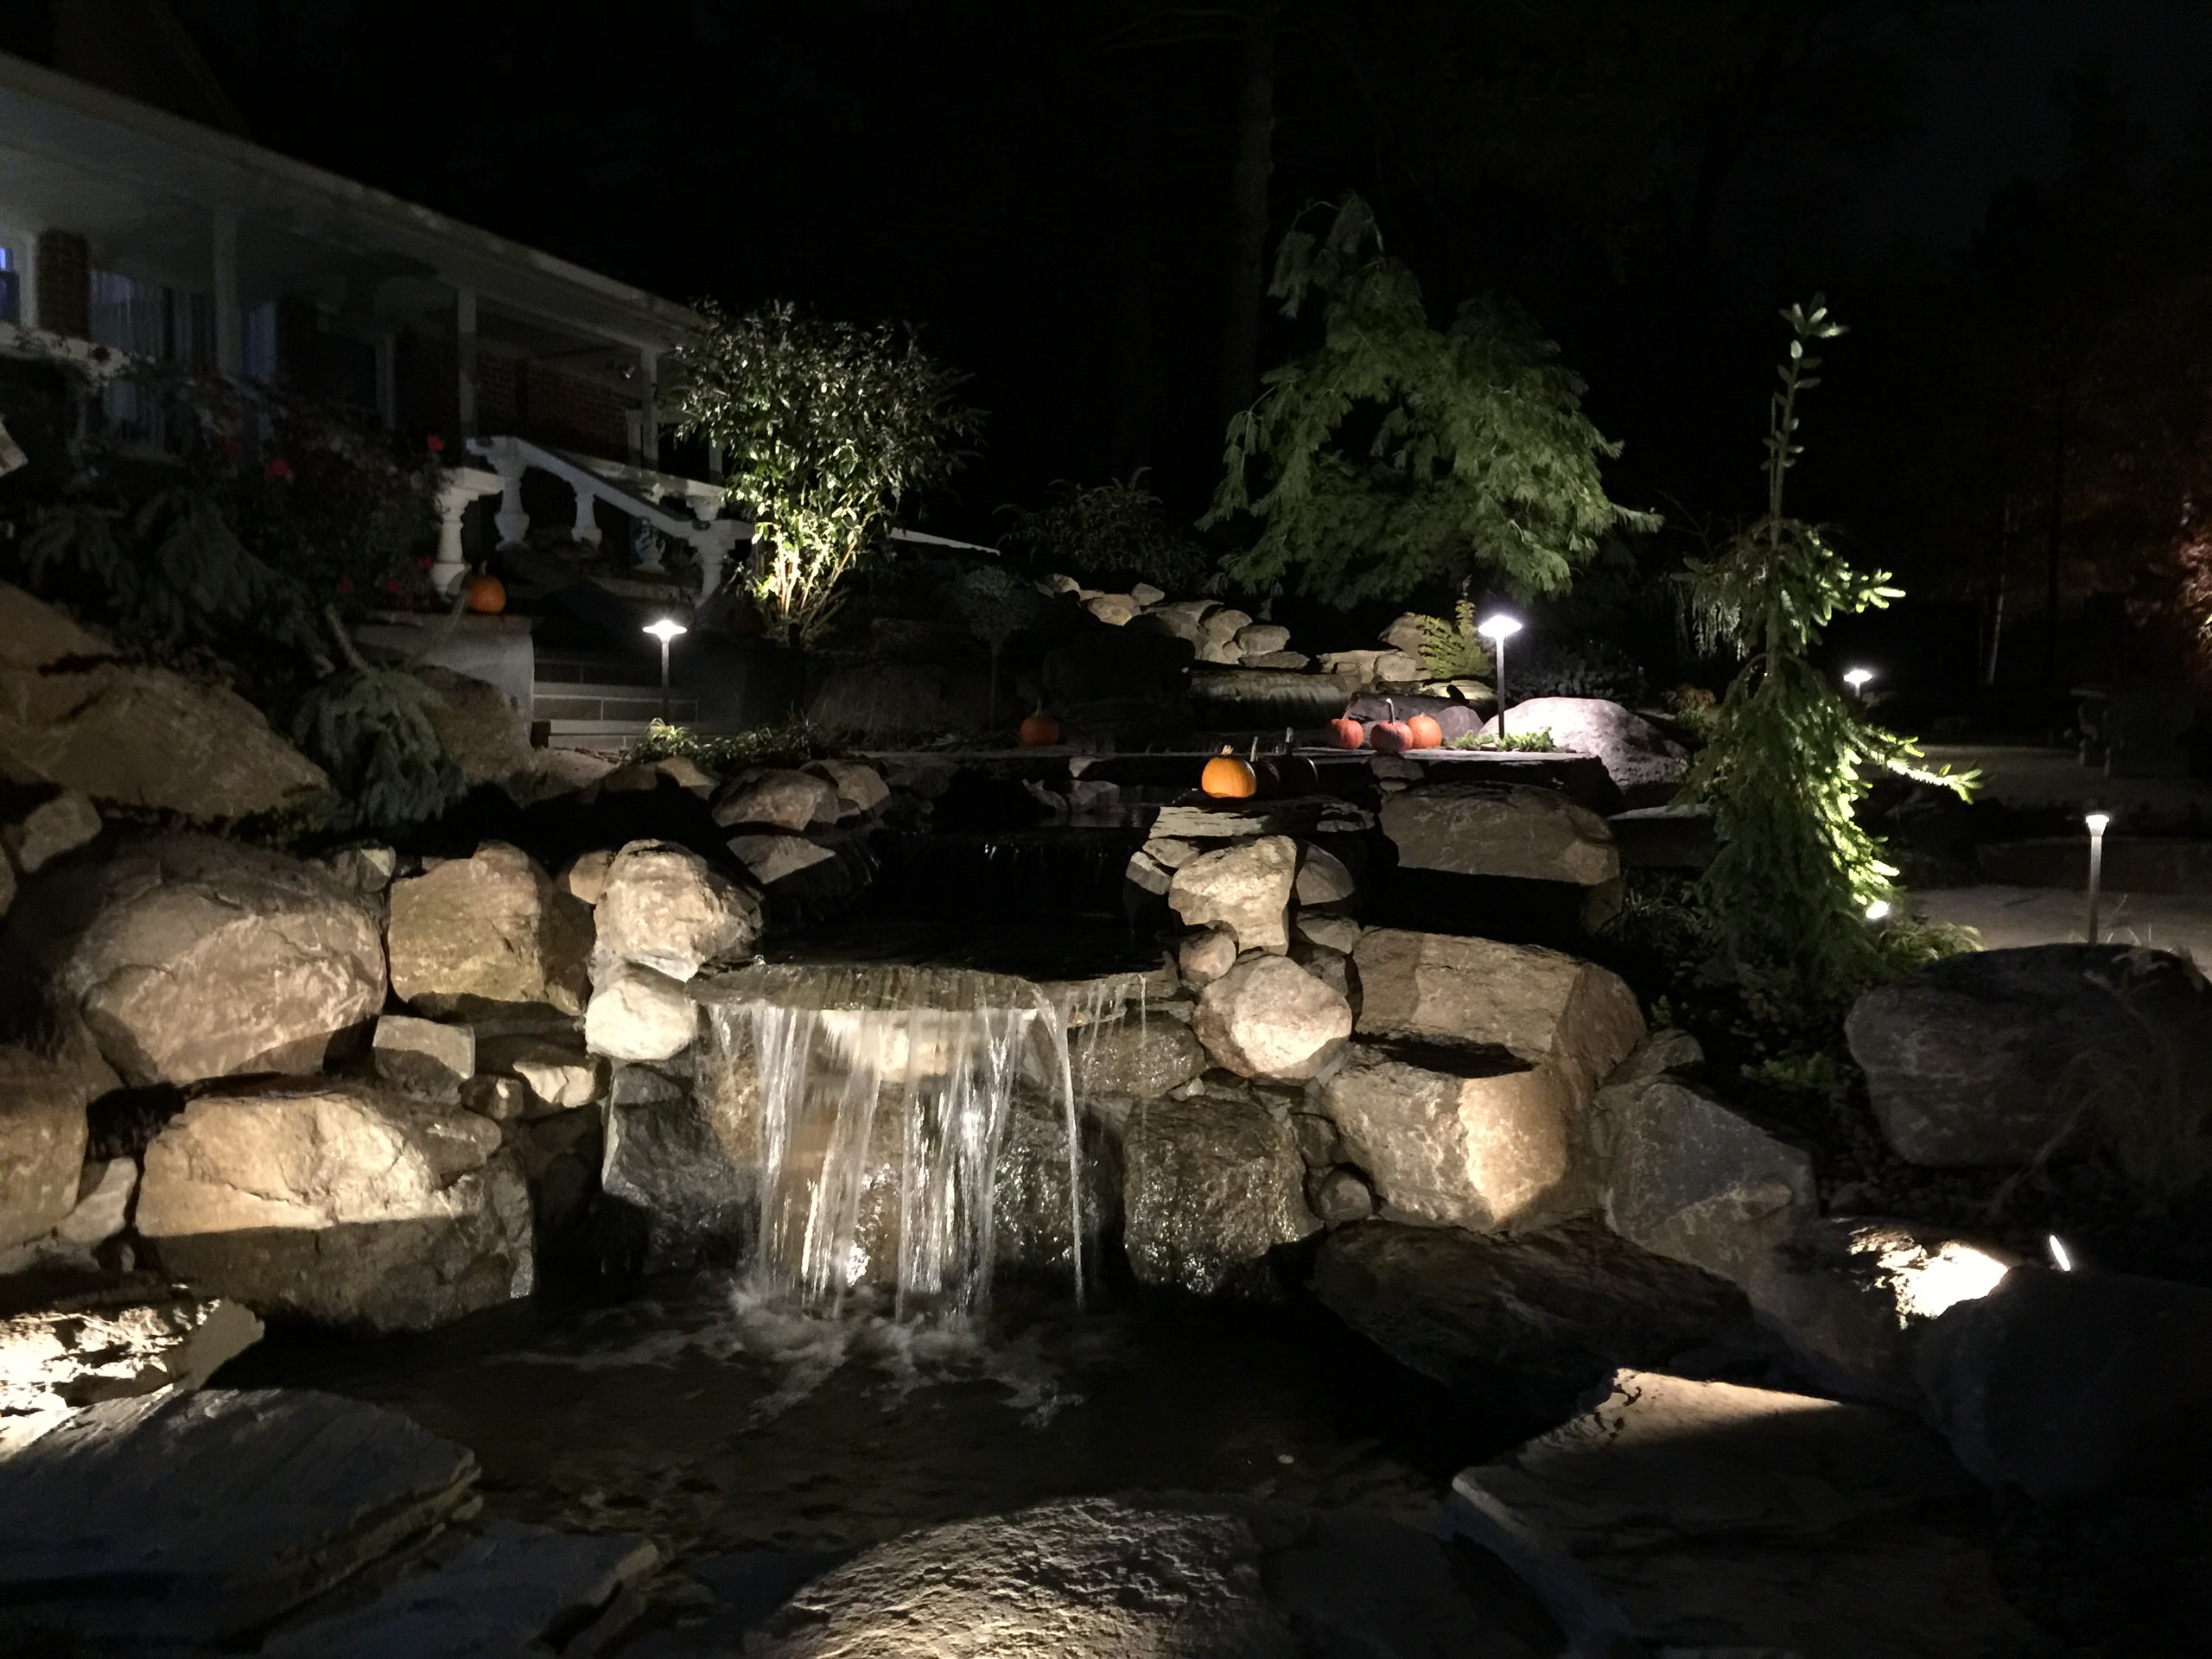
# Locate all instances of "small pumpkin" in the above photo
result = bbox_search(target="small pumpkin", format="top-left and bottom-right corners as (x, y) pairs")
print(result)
(1328, 716), (1367, 750)
(1274, 753), (1322, 795)
(1201, 745), (1258, 799)
(1019, 710), (1061, 747)
(1404, 712), (1444, 751)
(465, 573), (506, 614)
(1369, 720), (1414, 754)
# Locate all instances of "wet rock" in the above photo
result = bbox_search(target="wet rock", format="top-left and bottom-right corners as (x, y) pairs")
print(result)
(371, 1014), (475, 1102)
(558, 849), (614, 906)
(807, 759), (891, 818)
(476, 1027), (604, 1113)
(1070, 1013), (1208, 1100)
(1322, 1040), (1592, 1232)
(0, 1046), (93, 1250)
(1381, 783), (1620, 886)
(3, 835), (385, 1087)
(586, 962), (699, 1062)
(714, 767), (839, 832)
(601, 1065), (751, 1271)
(1167, 834), (1298, 953)
(137, 1081), (531, 1331)
(1311, 1220), (1748, 1416)
(0, 1387), (479, 1649)
(262, 1519), (658, 1659)
(1847, 944), (2212, 1168)
(593, 840), (762, 981)
(1192, 955), (1352, 1083)
(1307, 1166), (1375, 1225)
(1352, 929), (1643, 1099)
(1916, 1265), (2212, 1499)
(3, 789), (100, 874)
(1592, 1077), (1816, 1290)
(728, 832), (837, 887)
(1747, 1217), (2020, 1407)
(0, 1292), (261, 1420)
(746, 1496), (1540, 1659)
(992, 1093), (1122, 1283)
(387, 842), (592, 1018)
(1178, 926), (1238, 987)
(1449, 1369), (2032, 1659)
(1481, 697), (1688, 808)
(1122, 1093), (1318, 1296)
(0, 582), (329, 821)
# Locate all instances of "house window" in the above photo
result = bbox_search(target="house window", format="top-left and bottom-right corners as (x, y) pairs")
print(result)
(89, 270), (215, 366)
(0, 245), (21, 327)
(242, 301), (277, 381)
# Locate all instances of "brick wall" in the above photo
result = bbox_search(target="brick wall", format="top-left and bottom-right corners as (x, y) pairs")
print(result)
(35, 230), (89, 337)
(395, 334), (635, 460)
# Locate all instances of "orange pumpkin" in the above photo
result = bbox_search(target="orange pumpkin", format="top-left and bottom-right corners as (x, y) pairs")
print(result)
(1328, 716), (1367, 750)
(1019, 711), (1061, 747)
(1404, 713), (1444, 751)
(1201, 746), (1258, 799)
(1369, 720), (1414, 753)
(465, 573), (506, 614)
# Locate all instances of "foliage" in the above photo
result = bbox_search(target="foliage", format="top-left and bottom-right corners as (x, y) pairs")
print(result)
(1409, 588), (1494, 681)
(627, 718), (830, 774)
(1000, 476), (1213, 594)
(670, 299), (982, 642)
(290, 609), (466, 834)
(1203, 194), (1656, 607)
(1445, 727), (1555, 752)
(1677, 299), (1974, 1002)
(951, 564), (1047, 724)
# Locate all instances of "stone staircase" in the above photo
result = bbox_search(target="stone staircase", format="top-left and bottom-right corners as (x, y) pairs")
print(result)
(531, 648), (696, 751)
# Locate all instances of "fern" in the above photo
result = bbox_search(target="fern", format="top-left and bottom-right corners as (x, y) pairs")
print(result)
(289, 609), (465, 833)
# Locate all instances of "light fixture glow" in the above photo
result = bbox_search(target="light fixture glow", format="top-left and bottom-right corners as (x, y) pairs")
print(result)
(2083, 814), (2112, 944)
(643, 618), (689, 642)
(2048, 1234), (2074, 1272)
(2084, 811), (2112, 835)
(1865, 899), (1892, 922)
(1843, 667), (1874, 692)
(1475, 613), (1522, 643)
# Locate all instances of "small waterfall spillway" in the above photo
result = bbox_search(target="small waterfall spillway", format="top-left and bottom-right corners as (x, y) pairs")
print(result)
(696, 963), (1141, 1320)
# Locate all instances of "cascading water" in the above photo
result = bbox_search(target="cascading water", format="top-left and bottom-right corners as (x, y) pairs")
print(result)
(696, 963), (1105, 1321)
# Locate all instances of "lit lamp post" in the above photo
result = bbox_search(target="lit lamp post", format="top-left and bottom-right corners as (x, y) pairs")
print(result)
(1477, 613), (1523, 741)
(644, 617), (688, 724)
(1844, 667), (1874, 697)
(2084, 810), (2111, 944)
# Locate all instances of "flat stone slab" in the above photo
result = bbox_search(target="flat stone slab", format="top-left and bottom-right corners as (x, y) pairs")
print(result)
(0, 1386), (478, 1649)
(263, 1519), (658, 1657)
(1450, 1369), (2038, 1658)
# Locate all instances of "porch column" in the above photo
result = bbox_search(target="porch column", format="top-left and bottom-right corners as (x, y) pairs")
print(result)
(638, 345), (659, 468)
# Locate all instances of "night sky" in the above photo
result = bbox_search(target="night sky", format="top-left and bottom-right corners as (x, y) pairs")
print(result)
(137, 2), (2212, 689)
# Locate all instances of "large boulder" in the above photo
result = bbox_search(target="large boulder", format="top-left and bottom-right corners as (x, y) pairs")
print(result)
(1916, 1265), (2212, 1499)
(0, 582), (329, 822)
(1069, 1013), (1209, 1101)
(600, 1065), (752, 1272)
(3, 789), (101, 875)
(1845, 944), (2212, 1168)
(1481, 697), (1688, 807)
(1352, 929), (1643, 1100)
(1192, 956), (1352, 1083)
(712, 769), (838, 833)
(745, 1497), (1533, 1659)
(1321, 1040), (1591, 1232)
(1380, 783), (1619, 886)
(386, 843), (592, 1019)
(1748, 1217), (2019, 1407)
(413, 664), (532, 788)
(591, 840), (761, 981)
(1166, 835), (1297, 954)
(137, 1081), (533, 1332)
(1450, 1370), (2034, 1658)
(1122, 1092), (1318, 1296)
(0, 1046), (95, 1250)
(1311, 1221), (1748, 1418)
(1592, 1076), (1817, 1289)
(3, 836), (385, 1088)
(583, 962), (699, 1062)
(806, 662), (993, 735)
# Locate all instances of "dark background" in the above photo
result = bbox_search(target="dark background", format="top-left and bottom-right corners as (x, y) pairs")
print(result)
(18, 0), (2212, 701)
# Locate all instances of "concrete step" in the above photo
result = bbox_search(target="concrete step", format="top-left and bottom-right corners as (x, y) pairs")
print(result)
(531, 689), (696, 724)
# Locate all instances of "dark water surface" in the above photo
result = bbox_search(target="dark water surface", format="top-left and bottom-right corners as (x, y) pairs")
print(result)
(220, 1276), (1509, 1563)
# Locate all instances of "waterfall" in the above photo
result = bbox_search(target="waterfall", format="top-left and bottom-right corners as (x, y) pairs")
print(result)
(696, 964), (1094, 1321)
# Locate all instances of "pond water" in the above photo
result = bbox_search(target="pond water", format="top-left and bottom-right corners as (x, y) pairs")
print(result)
(218, 1274), (1511, 1564)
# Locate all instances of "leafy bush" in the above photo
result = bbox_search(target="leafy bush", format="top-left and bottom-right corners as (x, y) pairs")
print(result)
(1000, 476), (1213, 594)
(1410, 588), (1494, 681)
(670, 300), (982, 641)
(1204, 193), (1656, 607)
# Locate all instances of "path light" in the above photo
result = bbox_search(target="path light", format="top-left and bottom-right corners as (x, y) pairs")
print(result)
(2049, 1234), (2075, 1272)
(1476, 614), (1523, 740)
(2084, 810), (2112, 944)
(1843, 667), (1874, 696)
(644, 617), (688, 724)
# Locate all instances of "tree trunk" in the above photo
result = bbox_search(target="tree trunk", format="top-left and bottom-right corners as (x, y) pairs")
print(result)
(1217, 0), (1280, 432)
